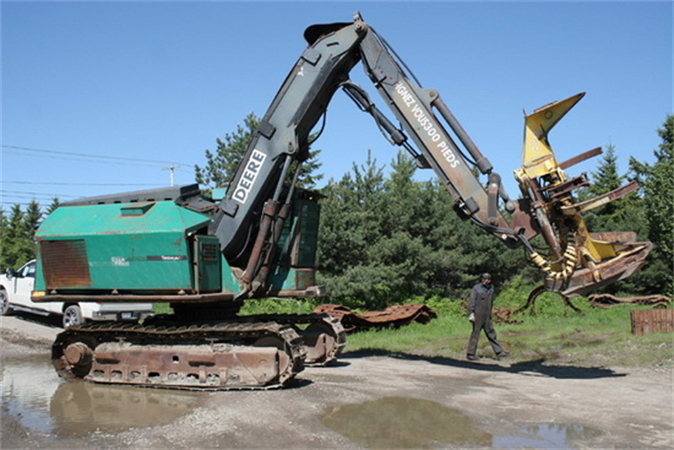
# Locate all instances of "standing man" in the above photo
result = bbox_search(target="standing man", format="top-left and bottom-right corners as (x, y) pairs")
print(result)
(466, 273), (509, 361)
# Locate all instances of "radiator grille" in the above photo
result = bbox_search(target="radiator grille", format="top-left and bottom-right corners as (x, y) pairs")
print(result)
(40, 239), (92, 288)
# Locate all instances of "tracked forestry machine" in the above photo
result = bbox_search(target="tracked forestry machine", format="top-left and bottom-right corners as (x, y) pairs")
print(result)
(32, 13), (651, 390)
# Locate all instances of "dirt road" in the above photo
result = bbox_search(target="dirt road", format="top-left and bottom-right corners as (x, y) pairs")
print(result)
(2, 313), (672, 449)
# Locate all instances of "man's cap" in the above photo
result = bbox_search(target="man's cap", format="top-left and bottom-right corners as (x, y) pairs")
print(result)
(481, 273), (492, 280)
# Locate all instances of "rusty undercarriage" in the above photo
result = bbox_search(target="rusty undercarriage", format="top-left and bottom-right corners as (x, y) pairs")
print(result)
(53, 314), (345, 390)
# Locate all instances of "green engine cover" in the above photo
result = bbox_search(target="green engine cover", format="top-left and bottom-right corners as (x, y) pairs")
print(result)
(35, 201), (220, 293)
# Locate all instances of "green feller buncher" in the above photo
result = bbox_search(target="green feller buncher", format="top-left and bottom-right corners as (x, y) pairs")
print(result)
(32, 13), (651, 390)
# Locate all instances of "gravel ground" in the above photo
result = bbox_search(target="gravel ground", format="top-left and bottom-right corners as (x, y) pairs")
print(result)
(1, 313), (672, 449)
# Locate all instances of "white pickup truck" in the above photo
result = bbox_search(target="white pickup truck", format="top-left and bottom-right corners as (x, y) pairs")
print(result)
(0, 260), (154, 328)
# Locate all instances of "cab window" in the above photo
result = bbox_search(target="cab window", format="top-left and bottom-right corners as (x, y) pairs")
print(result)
(20, 262), (36, 278)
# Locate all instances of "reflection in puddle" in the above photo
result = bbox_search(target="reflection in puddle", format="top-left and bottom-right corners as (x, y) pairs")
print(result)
(50, 382), (202, 435)
(2, 352), (203, 436)
(2, 353), (56, 433)
(321, 397), (491, 448)
(493, 423), (604, 449)
(321, 397), (604, 449)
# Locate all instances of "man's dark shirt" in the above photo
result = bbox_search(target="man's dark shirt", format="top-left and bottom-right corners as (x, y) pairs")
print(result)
(468, 282), (494, 317)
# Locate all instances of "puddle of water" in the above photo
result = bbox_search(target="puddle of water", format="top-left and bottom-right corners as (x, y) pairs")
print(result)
(320, 396), (491, 448)
(1, 351), (203, 436)
(1, 353), (56, 433)
(320, 397), (604, 449)
(493, 423), (604, 449)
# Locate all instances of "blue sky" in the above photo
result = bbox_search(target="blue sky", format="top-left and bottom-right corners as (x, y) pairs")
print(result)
(1, 1), (672, 210)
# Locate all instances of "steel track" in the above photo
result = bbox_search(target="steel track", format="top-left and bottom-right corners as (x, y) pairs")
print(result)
(52, 320), (306, 390)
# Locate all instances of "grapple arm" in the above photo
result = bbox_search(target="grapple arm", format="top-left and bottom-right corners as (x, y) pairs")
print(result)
(513, 93), (652, 296)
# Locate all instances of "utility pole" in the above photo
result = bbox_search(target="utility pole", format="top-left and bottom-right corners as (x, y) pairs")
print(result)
(162, 164), (181, 187)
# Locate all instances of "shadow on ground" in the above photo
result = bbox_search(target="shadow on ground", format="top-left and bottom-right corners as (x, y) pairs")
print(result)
(2, 310), (62, 329)
(340, 349), (627, 380)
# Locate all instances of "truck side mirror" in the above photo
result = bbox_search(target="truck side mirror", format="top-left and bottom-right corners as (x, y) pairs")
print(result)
(5, 268), (15, 279)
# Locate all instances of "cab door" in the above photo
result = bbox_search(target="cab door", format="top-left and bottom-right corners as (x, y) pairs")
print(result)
(23, 261), (62, 314)
(10, 261), (35, 308)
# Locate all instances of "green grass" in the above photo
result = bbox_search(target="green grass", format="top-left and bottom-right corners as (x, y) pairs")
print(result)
(346, 300), (673, 370)
(152, 303), (172, 315)
(150, 287), (673, 370)
(151, 298), (321, 316)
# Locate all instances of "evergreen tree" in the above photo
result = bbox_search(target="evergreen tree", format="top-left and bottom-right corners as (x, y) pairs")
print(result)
(363, 152), (441, 304)
(588, 144), (623, 198)
(316, 150), (527, 307)
(292, 148), (324, 190)
(195, 111), (323, 191)
(46, 197), (61, 215)
(2, 204), (31, 269)
(580, 143), (647, 234)
(0, 208), (8, 269)
(425, 179), (529, 298)
(381, 152), (423, 235)
(0, 200), (50, 269)
(629, 114), (674, 296)
(24, 200), (42, 238)
(196, 112), (260, 189)
(316, 150), (387, 308)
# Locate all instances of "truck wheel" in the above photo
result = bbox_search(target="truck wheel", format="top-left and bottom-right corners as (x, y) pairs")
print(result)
(0, 289), (11, 315)
(63, 305), (84, 328)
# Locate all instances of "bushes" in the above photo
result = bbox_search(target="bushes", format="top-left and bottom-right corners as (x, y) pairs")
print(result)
(239, 298), (322, 316)
(316, 151), (527, 308)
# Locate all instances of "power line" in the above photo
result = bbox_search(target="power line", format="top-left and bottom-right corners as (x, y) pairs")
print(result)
(0, 202), (46, 208)
(1, 144), (195, 168)
(2, 181), (158, 187)
(1, 190), (78, 198)
(1, 196), (57, 204)
(0, 196), (59, 206)
(2, 149), (164, 168)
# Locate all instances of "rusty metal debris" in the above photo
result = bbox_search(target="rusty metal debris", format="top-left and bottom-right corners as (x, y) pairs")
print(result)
(589, 293), (672, 309)
(459, 301), (522, 324)
(492, 307), (523, 324)
(630, 309), (674, 335)
(515, 288), (671, 316)
(313, 303), (437, 332)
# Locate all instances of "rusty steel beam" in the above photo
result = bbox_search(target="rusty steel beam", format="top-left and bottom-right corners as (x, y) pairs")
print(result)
(561, 180), (640, 215)
(558, 147), (603, 170)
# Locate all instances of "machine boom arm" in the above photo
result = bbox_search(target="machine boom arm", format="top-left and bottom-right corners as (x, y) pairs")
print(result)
(213, 13), (650, 297)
